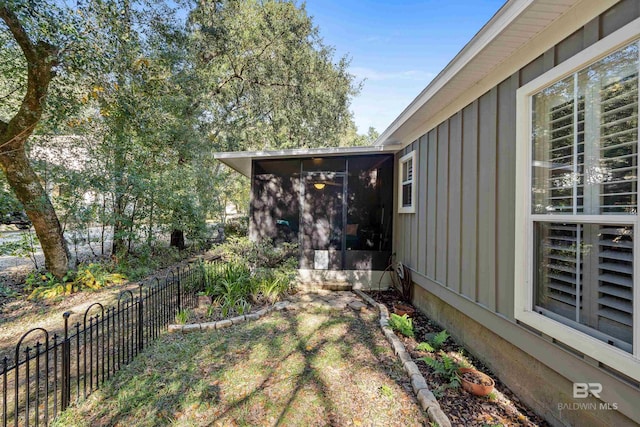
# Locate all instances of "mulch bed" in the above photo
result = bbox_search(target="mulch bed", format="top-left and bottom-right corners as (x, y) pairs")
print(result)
(370, 288), (548, 427)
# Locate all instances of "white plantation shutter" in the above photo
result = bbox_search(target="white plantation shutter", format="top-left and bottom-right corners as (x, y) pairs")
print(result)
(599, 73), (638, 213)
(597, 226), (633, 347)
(532, 41), (638, 354)
(547, 100), (578, 213)
(537, 223), (580, 318)
(536, 223), (633, 353)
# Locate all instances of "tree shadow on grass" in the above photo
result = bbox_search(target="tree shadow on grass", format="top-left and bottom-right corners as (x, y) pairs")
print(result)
(56, 307), (425, 426)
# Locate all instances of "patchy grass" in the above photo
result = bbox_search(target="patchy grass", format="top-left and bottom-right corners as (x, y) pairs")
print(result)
(53, 308), (426, 426)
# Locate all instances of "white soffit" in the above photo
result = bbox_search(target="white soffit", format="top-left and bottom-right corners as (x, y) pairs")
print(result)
(375, 0), (615, 148)
(214, 145), (399, 177)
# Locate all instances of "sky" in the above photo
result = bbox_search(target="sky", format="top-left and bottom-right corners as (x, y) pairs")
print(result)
(302, 0), (507, 134)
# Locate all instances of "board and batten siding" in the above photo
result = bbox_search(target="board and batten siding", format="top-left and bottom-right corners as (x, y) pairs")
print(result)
(394, 0), (640, 320)
(393, 1), (640, 423)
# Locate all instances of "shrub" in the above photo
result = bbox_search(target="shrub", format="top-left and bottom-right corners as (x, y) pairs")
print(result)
(213, 236), (298, 270)
(27, 263), (126, 300)
(204, 238), (298, 315)
(389, 313), (414, 338)
(224, 216), (249, 237)
(251, 266), (294, 304)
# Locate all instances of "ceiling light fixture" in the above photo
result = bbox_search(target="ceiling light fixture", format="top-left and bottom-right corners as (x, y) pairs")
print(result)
(313, 182), (326, 190)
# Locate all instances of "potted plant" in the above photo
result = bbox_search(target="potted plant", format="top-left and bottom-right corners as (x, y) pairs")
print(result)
(392, 301), (415, 317)
(458, 367), (495, 396)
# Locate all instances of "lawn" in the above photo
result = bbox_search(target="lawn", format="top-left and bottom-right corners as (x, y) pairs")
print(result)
(53, 307), (427, 426)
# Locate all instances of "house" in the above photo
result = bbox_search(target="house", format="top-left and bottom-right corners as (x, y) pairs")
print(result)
(215, 0), (640, 425)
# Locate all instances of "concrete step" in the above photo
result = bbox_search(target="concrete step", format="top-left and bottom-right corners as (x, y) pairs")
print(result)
(297, 281), (353, 292)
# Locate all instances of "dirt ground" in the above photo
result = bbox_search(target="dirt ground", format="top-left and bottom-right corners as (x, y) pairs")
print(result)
(371, 289), (548, 427)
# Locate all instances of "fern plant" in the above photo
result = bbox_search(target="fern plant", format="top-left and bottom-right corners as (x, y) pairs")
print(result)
(431, 330), (449, 349)
(415, 342), (435, 352)
(416, 329), (450, 352)
(420, 351), (461, 388)
(389, 313), (414, 338)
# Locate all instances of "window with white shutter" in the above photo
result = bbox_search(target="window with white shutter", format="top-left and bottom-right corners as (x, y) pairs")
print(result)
(515, 28), (640, 379)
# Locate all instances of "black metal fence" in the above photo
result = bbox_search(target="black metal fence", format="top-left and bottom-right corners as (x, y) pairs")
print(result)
(0, 258), (216, 426)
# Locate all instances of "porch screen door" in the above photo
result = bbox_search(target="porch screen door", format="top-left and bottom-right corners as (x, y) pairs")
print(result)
(301, 173), (345, 270)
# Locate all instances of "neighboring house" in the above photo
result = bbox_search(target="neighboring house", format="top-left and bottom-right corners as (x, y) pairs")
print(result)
(29, 135), (97, 204)
(215, 0), (640, 425)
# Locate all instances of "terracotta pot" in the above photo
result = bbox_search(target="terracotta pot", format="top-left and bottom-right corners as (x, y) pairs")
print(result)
(458, 367), (495, 396)
(392, 302), (415, 317)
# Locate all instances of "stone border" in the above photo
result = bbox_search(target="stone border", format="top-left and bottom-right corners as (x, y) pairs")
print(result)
(168, 293), (370, 333)
(354, 290), (452, 427)
(168, 301), (290, 333)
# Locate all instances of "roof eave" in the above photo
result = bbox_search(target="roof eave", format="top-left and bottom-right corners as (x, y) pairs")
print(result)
(374, 0), (602, 148)
(214, 145), (400, 177)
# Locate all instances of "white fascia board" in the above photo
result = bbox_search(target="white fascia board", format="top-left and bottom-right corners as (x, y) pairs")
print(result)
(214, 145), (400, 177)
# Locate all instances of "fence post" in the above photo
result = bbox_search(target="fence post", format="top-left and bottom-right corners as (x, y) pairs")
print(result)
(61, 312), (71, 410)
(137, 285), (144, 353)
(176, 267), (181, 312)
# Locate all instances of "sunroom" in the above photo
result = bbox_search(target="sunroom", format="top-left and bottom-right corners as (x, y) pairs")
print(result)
(215, 146), (398, 287)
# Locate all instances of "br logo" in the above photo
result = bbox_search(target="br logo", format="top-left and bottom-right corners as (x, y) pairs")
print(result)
(573, 383), (602, 399)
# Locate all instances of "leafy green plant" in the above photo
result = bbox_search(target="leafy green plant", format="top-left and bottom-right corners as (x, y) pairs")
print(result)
(219, 295), (251, 317)
(0, 280), (17, 298)
(74, 263), (126, 290)
(416, 329), (449, 352)
(235, 298), (251, 315)
(176, 309), (191, 325)
(212, 237), (298, 270)
(204, 239), (297, 316)
(415, 341), (435, 352)
(379, 384), (394, 399)
(389, 313), (414, 338)
(224, 216), (249, 237)
(27, 263), (126, 299)
(420, 351), (462, 388)
(431, 330), (449, 349)
(251, 265), (294, 304)
(485, 391), (498, 401)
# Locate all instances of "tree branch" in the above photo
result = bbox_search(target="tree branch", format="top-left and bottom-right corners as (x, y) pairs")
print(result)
(0, 6), (37, 64)
(0, 84), (25, 100)
(0, 5), (58, 152)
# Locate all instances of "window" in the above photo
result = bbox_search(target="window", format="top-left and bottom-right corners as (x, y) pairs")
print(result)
(398, 151), (416, 213)
(515, 25), (640, 381)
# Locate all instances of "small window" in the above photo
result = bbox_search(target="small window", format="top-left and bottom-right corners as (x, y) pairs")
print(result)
(398, 151), (416, 213)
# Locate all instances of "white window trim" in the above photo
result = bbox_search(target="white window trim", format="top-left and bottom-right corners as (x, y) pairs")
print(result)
(398, 151), (416, 214)
(514, 17), (640, 382)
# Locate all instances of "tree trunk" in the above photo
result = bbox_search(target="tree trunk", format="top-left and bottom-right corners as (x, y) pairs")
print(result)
(170, 229), (185, 250)
(111, 193), (127, 256)
(0, 6), (70, 278)
(0, 149), (71, 277)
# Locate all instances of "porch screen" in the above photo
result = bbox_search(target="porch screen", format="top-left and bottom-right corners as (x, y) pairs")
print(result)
(251, 159), (300, 244)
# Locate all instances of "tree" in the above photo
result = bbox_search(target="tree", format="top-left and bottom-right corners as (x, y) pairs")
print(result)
(188, 0), (360, 152)
(0, 2), (74, 277)
(1, 0), (366, 275)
